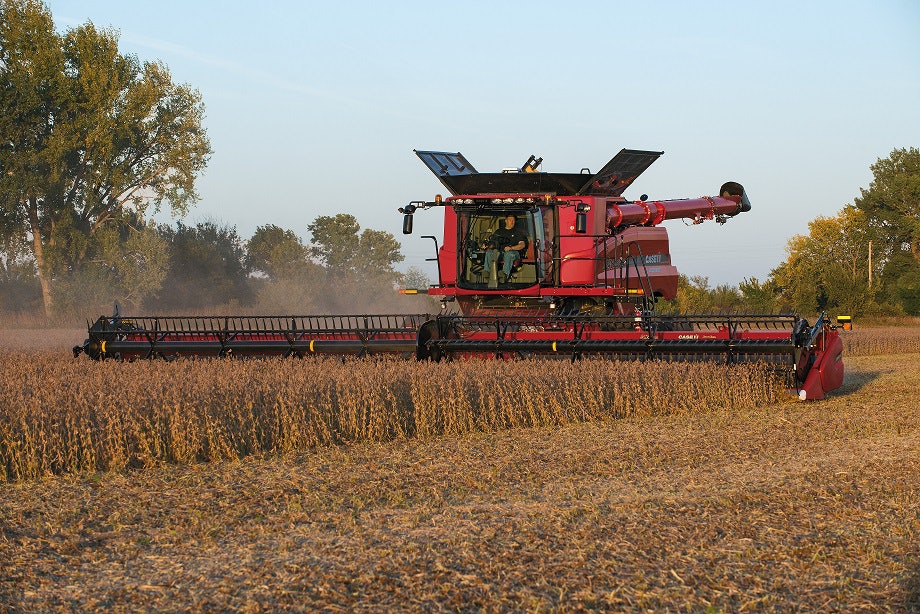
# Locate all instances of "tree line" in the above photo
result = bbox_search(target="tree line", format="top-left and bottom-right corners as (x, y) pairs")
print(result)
(662, 147), (920, 318)
(0, 213), (428, 315)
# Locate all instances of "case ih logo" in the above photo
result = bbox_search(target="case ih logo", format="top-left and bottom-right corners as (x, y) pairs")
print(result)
(677, 334), (700, 340)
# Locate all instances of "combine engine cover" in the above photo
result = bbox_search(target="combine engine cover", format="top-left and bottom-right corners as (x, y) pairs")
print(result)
(75, 148), (844, 401)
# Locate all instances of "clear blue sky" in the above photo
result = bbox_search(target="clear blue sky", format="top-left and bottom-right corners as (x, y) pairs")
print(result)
(45, 0), (920, 285)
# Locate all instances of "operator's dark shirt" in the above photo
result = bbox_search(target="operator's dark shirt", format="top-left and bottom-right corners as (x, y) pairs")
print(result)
(488, 226), (527, 251)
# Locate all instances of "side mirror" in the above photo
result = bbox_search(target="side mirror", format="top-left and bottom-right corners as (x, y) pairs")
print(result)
(575, 211), (587, 234)
(399, 202), (420, 235)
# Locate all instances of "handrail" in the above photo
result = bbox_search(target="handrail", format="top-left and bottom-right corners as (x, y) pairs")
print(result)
(624, 241), (654, 301)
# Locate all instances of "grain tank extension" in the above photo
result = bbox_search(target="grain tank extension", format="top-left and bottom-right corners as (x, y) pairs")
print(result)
(75, 148), (844, 400)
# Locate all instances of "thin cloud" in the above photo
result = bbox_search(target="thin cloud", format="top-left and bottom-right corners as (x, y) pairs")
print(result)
(53, 15), (361, 107)
(51, 12), (455, 129)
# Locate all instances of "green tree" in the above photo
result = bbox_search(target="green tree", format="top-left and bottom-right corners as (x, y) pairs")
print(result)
(355, 228), (404, 284)
(53, 213), (169, 311)
(304, 214), (406, 312)
(894, 269), (920, 315)
(0, 0), (64, 314)
(402, 266), (431, 291)
(771, 206), (878, 315)
(877, 250), (918, 314)
(156, 221), (252, 310)
(0, 0), (211, 315)
(247, 224), (309, 280)
(673, 274), (715, 313)
(246, 224), (326, 313)
(854, 147), (920, 264)
(307, 214), (360, 272)
(852, 147), (920, 313)
(307, 214), (404, 284)
(660, 275), (777, 314)
(738, 277), (778, 313)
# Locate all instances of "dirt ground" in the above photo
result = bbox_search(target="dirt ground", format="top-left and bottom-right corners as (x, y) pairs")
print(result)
(0, 335), (918, 611)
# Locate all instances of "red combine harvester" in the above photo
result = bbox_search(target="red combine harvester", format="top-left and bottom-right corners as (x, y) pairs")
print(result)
(75, 149), (844, 400)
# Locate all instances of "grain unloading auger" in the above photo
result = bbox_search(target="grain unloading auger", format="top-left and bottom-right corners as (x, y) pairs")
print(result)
(74, 148), (844, 400)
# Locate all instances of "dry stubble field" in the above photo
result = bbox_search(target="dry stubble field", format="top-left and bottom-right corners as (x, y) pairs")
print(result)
(0, 326), (919, 612)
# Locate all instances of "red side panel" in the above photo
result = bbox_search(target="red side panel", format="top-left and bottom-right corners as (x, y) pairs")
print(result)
(798, 327), (845, 400)
(439, 208), (458, 285)
(819, 330), (845, 393)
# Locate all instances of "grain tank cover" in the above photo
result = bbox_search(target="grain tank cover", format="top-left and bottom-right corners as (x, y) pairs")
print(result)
(414, 150), (477, 178)
(577, 149), (663, 196)
(415, 148), (663, 197)
(430, 169), (593, 196)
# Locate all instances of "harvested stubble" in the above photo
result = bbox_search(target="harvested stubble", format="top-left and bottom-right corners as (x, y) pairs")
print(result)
(0, 352), (785, 482)
(0, 352), (917, 612)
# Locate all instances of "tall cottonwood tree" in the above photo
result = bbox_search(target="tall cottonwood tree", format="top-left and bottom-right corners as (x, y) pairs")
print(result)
(0, 0), (211, 315)
(853, 147), (920, 313)
(855, 147), (920, 264)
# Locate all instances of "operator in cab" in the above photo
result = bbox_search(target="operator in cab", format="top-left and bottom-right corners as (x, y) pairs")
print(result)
(483, 214), (527, 288)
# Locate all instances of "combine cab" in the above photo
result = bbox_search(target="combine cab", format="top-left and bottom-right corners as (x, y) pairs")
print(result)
(75, 148), (844, 400)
